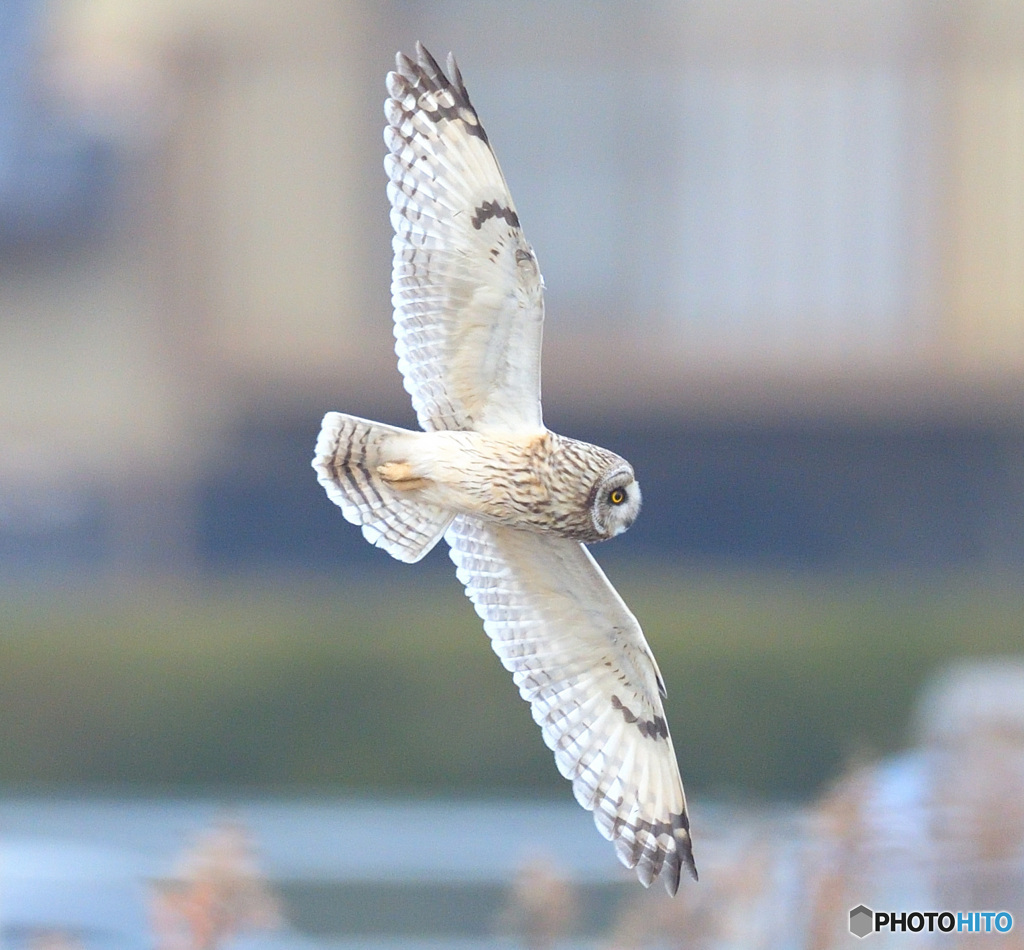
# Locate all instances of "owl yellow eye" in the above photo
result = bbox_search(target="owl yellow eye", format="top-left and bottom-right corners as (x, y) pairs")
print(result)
(609, 488), (626, 505)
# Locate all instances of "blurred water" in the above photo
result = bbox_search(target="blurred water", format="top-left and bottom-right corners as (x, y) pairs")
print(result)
(0, 797), (650, 946)
(0, 797), (628, 883)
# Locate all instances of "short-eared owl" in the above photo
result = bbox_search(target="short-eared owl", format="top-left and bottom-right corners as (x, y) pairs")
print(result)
(313, 43), (696, 892)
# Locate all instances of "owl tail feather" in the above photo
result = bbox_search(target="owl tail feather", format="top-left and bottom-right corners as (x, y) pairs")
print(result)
(313, 412), (453, 563)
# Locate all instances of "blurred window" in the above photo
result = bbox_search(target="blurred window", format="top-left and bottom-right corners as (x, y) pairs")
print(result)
(672, 65), (937, 363)
(468, 67), (632, 321)
(0, 0), (118, 252)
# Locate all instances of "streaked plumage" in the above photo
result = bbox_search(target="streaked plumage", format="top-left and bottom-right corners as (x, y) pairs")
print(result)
(313, 43), (696, 892)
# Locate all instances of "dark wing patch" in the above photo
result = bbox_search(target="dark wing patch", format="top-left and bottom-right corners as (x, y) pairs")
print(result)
(611, 695), (670, 740)
(471, 199), (520, 231)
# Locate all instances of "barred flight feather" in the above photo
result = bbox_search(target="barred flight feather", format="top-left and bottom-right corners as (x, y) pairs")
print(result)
(446, 514), (696, 893)
(313, 412), (452, 563)
(385, 43), (544, 433)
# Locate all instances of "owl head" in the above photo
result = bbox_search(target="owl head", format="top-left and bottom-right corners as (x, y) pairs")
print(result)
(590, 463), (642, 539)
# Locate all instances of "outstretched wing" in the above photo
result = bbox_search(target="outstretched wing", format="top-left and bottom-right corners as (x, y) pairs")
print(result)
(445, 515), (697, 893)
(385, 44), (545, 434)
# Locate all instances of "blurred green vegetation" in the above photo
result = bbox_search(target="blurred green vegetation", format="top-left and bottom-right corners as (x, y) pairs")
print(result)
(0, 569), (1020, 800)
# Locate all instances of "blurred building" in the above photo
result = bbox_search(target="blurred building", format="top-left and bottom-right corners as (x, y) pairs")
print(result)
(1, 0), (1023, 575)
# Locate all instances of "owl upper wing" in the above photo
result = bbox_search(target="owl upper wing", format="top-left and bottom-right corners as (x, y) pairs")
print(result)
(445, 515), (697, 893)
(385, 44), (545, 433)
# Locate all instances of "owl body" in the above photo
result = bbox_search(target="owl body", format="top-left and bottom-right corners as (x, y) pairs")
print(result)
(312, 44), (697, 894)
(317, 415), (640, 545)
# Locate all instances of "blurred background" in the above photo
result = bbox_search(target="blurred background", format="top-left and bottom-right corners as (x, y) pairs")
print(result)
(0, 0), (1022, 946)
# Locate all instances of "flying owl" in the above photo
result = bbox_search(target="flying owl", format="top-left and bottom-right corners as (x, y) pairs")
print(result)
(313, 43), (696, 893)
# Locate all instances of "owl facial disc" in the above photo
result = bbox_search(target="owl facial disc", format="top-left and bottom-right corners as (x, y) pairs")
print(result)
(591, 464), (642, 538)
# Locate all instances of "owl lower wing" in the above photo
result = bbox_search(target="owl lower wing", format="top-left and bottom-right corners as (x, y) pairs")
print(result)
(386, 44), (544, 433)
(445, 515), (697, 893)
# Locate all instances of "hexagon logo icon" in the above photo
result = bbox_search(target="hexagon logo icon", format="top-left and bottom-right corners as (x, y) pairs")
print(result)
(850, 905), (874, 938)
